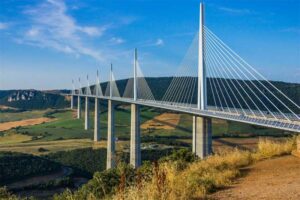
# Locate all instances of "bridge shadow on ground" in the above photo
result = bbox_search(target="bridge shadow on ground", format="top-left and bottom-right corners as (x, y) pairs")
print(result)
(119, 107), (192, 133)
(214, 138), (256, 151)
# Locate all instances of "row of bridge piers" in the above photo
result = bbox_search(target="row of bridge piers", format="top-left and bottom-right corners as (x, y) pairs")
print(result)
(69, 3), (212, 169)
(70, 95), (212, 169)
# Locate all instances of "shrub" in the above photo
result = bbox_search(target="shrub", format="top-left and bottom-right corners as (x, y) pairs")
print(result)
(254, 136), (296, 160)
(38, 147), (49, 152)
(54, 137), (298, 200)
(0, 152), (61, 184)
(0, 187), (18, 200)
(112, 137), (296, 200)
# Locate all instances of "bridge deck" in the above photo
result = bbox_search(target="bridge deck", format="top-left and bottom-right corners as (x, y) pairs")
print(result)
(71, 94), (300, 133)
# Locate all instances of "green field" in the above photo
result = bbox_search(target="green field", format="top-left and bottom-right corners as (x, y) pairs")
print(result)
(10, 106), (160, 142)
(0, 109), (49, 123)
(0, 106), (293, 200)
(0, 106), (289, 146)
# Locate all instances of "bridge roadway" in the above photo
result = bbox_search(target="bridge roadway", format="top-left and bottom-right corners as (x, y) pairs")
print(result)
(74, 94), (300, 133)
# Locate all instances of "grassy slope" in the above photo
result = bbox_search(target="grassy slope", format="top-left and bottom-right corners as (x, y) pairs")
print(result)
(0, 110), (48, 123)
(11, 106), (160, 142)
(0, 106), (287, 145)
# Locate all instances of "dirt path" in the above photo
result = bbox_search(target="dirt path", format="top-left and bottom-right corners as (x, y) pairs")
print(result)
(210, 155), (300, 200)
(0, 117), (54, 131)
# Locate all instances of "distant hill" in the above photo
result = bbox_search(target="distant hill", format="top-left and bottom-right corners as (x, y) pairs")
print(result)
(0, 77), (299, 113)
(93, 77), (299, 114)
(0, 90), (69, 110)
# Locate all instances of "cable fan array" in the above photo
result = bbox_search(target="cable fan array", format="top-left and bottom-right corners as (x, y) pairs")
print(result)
(161, 34), (198, 107)
(122, 61), (155, 101)
(72, 26), (299, 124)
(204, 26), (299, 122)
(104, 72), (120, 98)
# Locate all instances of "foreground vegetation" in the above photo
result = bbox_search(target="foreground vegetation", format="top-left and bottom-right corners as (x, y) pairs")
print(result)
(0, 137), (297, 199)
(0, 152), (60, 185)
(0, 104), (297, 199)
(51, 136), (297, 200)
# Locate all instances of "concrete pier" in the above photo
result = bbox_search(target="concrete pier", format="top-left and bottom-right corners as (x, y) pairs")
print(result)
(77, 96), (81, 119)
(130, 104), (141, 168)
(70, 95), (74, 109)
(192, 116), (212, 158)
(107, 100), (116, 169)
(85, 96), (90, 130)
(94, 98), (100, 142)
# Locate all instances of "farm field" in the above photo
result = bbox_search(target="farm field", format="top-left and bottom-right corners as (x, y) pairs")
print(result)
(0, 117), (55, 131)
(0, 109), (49, 123)
(0, 106), (290, 149)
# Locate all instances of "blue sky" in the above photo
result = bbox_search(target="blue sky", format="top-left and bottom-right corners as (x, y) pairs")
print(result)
(0, 0), (299, 90)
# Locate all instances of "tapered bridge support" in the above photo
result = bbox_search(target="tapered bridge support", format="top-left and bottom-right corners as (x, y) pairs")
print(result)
(107, 100), (116, 169)
(84, 97), (90, 130)
(77, 96), (81, 119)
(70, 95), (74, 109)
(94, 98), (100, 142)
(130, 104), (141, 168)
(192, 116), (212, 158)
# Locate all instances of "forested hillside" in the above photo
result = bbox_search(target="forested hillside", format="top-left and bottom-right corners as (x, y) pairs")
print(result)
(0, 152), (61, 185)
(1, 78), (299, 113)
(0, 90), (69, 109)
(96, 77), (299, 113)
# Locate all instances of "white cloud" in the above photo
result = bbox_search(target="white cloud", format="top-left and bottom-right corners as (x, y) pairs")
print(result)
(78, 26), (106, 36)
(26, 27), (40, 37)
(219, 7), (251, 15)
(110, 37), (125, 45)
(154, 38), (164, 46)
(21, 0), (106, 61)
(140, 38), (165, 47)
(0, 22), (8, 30)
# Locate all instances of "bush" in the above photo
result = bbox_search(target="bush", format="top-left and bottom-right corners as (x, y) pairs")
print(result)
(53, 165), (135, 200)
(0, 152), (61, 185)
(160, 148), (196, 163)
(45, 148), (107, 177)
(53, 137), (298, 200)
(38, 147), (49, 152)
(254, 136), (296, 159)
(112, 137), (296, 200)
(0, 187), (18, 200)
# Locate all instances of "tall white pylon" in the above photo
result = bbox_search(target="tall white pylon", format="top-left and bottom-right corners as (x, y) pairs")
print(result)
(95, 70), (103, 97)
(134, 48), (138, 101)
(110, 64), (113, 98)
(198, 3), (206, 110)
(71, 79), (74, 109)
(86, 75), (92, 95)
(78, 77), (82, 95)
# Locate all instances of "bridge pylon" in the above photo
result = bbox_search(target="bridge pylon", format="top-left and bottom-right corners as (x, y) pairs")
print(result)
(107, 99), (116, 169)
(130, 48), (141, 168)
(193, 3), (212, 158)
(77, 78), (82, 119)
(94, 70), (101, 142)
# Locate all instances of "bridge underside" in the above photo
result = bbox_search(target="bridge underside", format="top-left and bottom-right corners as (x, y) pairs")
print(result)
(74, 94), (300, 133)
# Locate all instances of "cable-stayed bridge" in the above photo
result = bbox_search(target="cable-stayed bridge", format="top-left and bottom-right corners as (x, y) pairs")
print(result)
(69, 4), (300, 169)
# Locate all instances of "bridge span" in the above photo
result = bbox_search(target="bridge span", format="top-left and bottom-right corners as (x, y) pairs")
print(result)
(68, 3), (300, 169)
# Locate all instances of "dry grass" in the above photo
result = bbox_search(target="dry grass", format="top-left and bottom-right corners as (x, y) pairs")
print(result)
(0, 132), (32, 144)
(0, 139), (93, 155)
(253, 136), (296, 160)
(0, 117), (55, 131)
(113, 136), (297, 200)
(141, 113), (180, 130)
